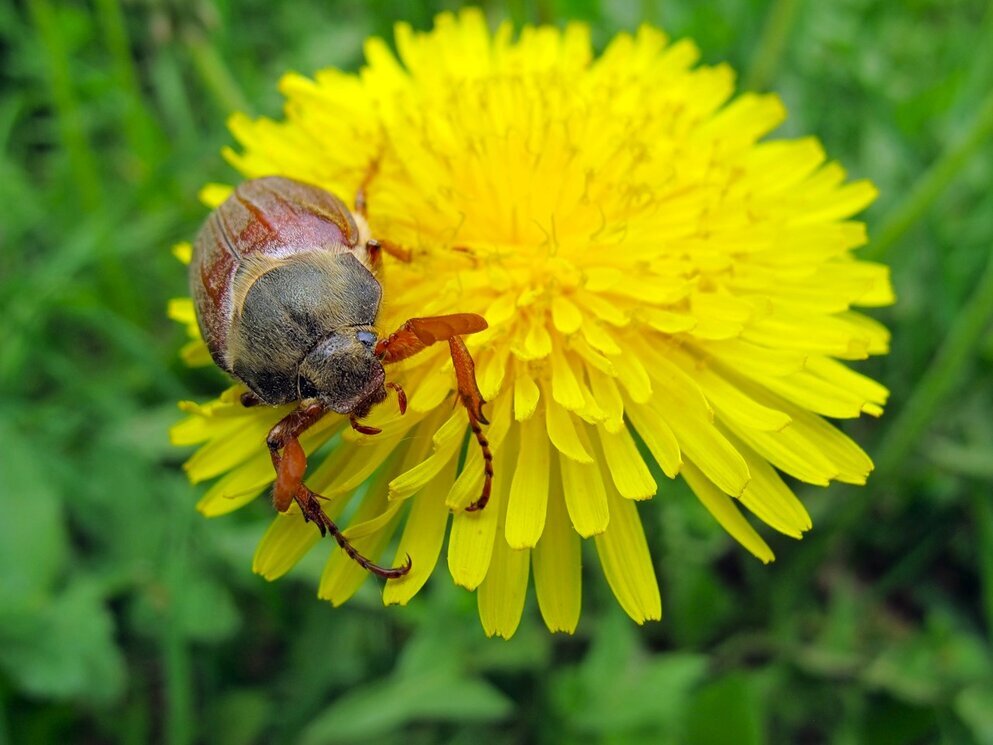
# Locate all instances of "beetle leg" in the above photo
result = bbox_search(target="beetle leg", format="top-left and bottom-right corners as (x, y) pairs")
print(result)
(354, 155), (381, 219)
(377, 314), (492, 511)
(449, 336), (493, 512)
(366, 238), (412, 271)
(375, 314), (489, 363)
(349, 416), (382, 436)
(266, 401), (329, 512)
(266, 402), (410, 578)
(296, 482), (412, 579)
(386, 382), (407, 415)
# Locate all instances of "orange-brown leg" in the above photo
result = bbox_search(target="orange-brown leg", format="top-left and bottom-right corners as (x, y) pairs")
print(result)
(267, 402), (411, 578)
(376, 314), (493, 511)
(354, 153), (382, 219)
(366, 238), (413, 272)
(356, 158), (414, 269)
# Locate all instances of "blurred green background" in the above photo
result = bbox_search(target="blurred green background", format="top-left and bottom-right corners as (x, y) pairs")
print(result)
(3, 0), (993, 742)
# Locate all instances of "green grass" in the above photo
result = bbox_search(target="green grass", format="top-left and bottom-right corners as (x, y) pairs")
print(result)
(2, 0), (993, 743)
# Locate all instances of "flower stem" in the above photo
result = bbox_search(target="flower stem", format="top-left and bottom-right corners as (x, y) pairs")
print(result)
(187, 34), (252, 116)
(744, 0), (800, 91)
(865, 88), (993, 262)
(163, 621), (193, 745)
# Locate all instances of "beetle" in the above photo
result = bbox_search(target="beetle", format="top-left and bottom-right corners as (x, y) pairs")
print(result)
(189, 174), (491, 578)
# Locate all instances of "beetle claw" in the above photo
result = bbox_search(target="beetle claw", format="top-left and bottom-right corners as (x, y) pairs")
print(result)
(350, 416), (382, 436)
(387, 382), (407, 415)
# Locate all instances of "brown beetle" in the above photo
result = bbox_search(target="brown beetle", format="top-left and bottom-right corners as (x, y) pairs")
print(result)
(190, 175), (491, 578)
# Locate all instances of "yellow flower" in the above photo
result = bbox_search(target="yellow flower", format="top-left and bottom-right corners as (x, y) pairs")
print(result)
(170, 10), (892, 638)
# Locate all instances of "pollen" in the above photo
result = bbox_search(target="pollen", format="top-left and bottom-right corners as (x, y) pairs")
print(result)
(171, 10), (892, 638)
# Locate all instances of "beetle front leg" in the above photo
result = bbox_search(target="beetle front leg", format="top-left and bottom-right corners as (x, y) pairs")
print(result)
(376, 314), (493, 511)
(266, 402), (411, 578)
(366, 238), (413, 270)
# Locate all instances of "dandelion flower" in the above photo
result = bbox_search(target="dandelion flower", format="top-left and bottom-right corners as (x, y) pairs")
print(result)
(170, 10), (892, 638)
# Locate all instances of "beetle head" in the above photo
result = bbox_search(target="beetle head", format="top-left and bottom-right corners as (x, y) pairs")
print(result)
(298, 327), (386, 415)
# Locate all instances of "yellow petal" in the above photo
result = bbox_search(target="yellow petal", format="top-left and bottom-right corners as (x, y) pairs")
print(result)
(383, 456), (458, 605)
(716, 377), (859, 485)
(785, 405), (874, 484)
(408, 368), (454, 412)
(445, 393), (512, 510)
(447, 424), (514, 589)
(704, 338), (806, 377)
(388, 410), (465, 500)
(544, 393), (593, 463)
(550, 347), (586, 411)
(183, 412), (280, 484)
(806, 356), (889, 406)
(551, 294), (583, 334)
(625, 401), (681, 478)
(587, 368), (625, 433)
(597, 426), (657, 500)
(198, 182), (233, 207)
(505, 416), (550, 548)
(513, 370), (541, 421)
(322, 425), (415, 496)
(642, 308), (697, 334)
(318, 465), (404, 605)
(172, 241), (193, 265)
(682, 462), (774, 563)
(838, 311), (890, 355)
(732, 435), (812, 537)
(559, 427), (609, 537)
(522, 318), (553, 359)
(742, 307), (874, 360)
(726, 417), (838, 486)
(594, 484), (661, 624)
(793, 179), (878, 224)
(648, 394), (750, 497)
(581, 318), (621, 355)
(478, 344), (510, 400)
(695, 366), (792, 432)
(167, 297), (196, 325)
(611, 345), (652, 403)
(760, 368), (873, 419)
(253, 501), (340, 580)
(196, 455), (271, 516)
(533, 487), (581, 633)
(478, 483), (530, 639)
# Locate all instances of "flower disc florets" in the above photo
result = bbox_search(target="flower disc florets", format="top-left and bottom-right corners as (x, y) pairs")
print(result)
(171, 10), (892, 637)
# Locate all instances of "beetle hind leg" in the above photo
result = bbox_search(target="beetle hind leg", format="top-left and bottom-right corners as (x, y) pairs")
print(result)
(295, 484), (412, 579)
(267, 402), (411, 578)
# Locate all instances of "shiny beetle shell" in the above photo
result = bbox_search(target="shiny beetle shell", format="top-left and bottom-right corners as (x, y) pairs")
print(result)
(190, 176), (383, 407)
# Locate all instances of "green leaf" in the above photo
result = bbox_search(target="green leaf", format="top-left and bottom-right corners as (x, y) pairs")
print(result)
(685, 672), (766, 745)
(299, 669), (513, 744)
(174, 574), (241, 643)
(554, 611), (707, 737)
(0, 425), (68, 602)
(212, 689), (274, 745)
(956, 684), (993, 745)
(0, 580), (125, 703)
(861, 611), (991, 703)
